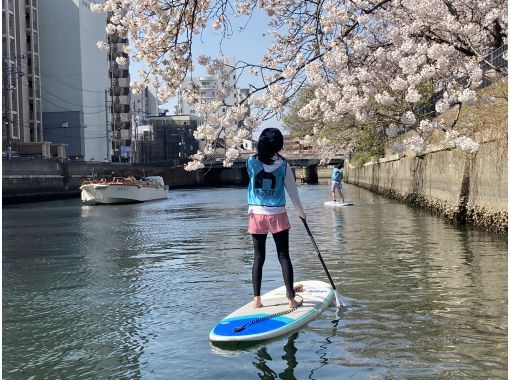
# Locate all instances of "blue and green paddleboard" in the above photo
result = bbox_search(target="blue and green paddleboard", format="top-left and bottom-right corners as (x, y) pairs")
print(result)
(209, 280), (334, 342)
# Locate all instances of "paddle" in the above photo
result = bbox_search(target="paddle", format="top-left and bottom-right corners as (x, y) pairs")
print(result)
(300, 217), (348, 308)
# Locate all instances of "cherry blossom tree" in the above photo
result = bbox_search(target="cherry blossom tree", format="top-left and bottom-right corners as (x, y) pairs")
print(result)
(92, 0), (507, 168)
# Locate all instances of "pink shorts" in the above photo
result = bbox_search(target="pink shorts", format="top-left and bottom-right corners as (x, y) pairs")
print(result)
(248, 213), (291, 234)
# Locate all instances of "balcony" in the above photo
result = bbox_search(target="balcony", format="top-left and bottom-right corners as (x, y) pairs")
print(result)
(120, 129), (130, 140)
(113, 95), (130, 105)
(110, 86), (130, 96)
(115, 121), (130, 130)
(112, 104), (130, 114)
(199, 81), (217, 90)
(110, 68), (129, 78)
(25, 9), (37, 30)
(108, 35), (128, 44)
(110, 49), (128, 60)
(112, 77), (129, 88)
(113, 113), (130, 122)
(112, 60), (128, 70)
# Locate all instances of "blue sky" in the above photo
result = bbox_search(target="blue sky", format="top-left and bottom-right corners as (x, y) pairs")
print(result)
(130, 9), (285, 137)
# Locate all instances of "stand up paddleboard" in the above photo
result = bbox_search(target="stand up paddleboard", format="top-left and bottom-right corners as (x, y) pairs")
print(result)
(209, 280), (334, 343)
(324, 200), (353, 207)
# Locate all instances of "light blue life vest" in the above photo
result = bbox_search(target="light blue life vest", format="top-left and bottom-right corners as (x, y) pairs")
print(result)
(331, 168), (343, 182)
(247, 156), (286, 207)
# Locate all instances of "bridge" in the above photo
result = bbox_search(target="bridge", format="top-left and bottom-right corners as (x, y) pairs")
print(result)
(203, 153), (345, 184)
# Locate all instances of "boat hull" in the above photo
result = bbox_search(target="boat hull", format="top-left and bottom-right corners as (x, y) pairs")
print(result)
(80, 184), (168, 204)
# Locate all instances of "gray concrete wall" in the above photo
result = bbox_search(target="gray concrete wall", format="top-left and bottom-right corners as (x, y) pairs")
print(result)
(3, 159), (65, 199)
(2, 159), (247, 203)
(344, 141), (507, 234)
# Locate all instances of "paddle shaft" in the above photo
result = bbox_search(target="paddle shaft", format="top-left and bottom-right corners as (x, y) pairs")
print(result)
(301, 218), (337, 291)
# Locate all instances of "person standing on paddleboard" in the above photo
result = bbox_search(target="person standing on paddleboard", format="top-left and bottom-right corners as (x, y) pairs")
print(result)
(247, 128), (306, 309)
(330, 163), (345, 203)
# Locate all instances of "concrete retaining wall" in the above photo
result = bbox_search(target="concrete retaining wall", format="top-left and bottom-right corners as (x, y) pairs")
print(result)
(2, 159), (247, 203)
(344, 141), (507, 234)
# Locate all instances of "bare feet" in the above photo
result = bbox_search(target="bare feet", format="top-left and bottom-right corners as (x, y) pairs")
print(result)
(293, 284), (304, 293)
(253, 296), (263, 308)
(288, 298), (302, 308)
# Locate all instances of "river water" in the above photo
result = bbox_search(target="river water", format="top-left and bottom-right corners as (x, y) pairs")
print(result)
(2, 184), (507, 379)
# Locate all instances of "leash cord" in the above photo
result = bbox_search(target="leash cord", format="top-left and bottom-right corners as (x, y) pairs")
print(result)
(233, 295), (304, 333)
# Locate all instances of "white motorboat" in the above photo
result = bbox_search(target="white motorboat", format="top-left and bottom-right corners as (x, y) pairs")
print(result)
(80, 176), (169, 204)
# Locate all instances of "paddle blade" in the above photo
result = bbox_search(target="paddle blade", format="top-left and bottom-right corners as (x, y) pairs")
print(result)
(335, 291), (348, 308)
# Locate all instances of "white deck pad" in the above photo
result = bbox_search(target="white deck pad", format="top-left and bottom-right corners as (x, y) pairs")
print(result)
(324, 200), (353, 207)
(209, 280), (334, 342)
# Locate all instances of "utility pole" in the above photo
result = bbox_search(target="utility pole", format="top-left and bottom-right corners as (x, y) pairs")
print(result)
(105, 89), (110, 162)
(2, 61), (13, 158)
(132, 98), (137, 163)
(2, 57), (24, 158)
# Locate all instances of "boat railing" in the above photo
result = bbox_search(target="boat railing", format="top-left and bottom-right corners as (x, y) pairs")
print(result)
(111, 177), (141, 185)
(82, 176), (166, 188)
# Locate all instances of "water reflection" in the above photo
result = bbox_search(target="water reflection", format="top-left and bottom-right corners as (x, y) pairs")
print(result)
(249, 318), (344, 380)
(252, 332), (300, 380)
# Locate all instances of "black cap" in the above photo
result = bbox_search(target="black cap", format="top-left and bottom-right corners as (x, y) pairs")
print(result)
(257, 128), (283, 155)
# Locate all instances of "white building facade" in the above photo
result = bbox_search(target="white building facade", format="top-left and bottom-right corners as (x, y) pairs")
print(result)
(38, 0), (109, 161)
(131, 85), (159, 121)
(176, 57), (249, 120)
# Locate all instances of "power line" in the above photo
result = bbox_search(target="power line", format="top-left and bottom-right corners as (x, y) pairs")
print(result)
(41, 86), (105, 108)
(44, 124), (110, 130)
(20, 81), (107, 114)
(43, 131), (109, 140)
(42, 95), (106, 114)
(40, 67), (106, 93)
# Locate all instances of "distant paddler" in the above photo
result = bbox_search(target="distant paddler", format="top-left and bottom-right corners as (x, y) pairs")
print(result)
(330, 163), (345, 203)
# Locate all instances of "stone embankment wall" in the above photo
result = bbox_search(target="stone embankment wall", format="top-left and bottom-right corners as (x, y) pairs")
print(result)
(2, 159), (248, 203)
(344, 140), (507, 234)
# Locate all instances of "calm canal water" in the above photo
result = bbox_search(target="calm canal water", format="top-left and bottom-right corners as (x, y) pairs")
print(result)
(3, 184), (508, 379)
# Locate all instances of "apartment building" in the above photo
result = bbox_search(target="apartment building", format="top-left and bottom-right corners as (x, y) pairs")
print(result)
(176, 57), (250, 121)
(107, 19), (131, 162)
(2, 0), (43, 150)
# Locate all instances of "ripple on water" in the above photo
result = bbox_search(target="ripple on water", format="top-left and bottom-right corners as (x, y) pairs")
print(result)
(2, 186), (508, 379)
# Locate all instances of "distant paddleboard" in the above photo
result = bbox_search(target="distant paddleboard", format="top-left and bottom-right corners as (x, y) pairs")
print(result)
(209, 280), (334, 343)
(324, 200), (353, 207)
